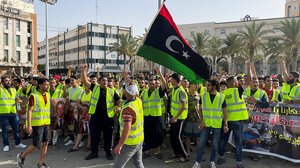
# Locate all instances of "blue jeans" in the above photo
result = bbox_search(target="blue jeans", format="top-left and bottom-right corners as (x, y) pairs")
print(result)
(196, 127), (221, 163)
(219, 120), (243, 162)
(0, 115), (21, 146)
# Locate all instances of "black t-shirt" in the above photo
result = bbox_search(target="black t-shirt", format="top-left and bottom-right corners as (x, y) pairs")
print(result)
(90, 84), (120, 119)
(199, 93), (226, 108)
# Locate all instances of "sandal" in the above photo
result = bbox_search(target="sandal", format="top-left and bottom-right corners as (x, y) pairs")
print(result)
(176, 157), (190, 163)
(155, 153), (164, 159)
(67, 148), (79, 153)
(168, 154), (181, 159)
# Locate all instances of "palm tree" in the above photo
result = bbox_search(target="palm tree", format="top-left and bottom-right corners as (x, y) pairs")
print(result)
(207, 37), (223, 72)
(188, 32), (210, 56)
(238, 21), (273, 63)
(278, 18), (300, 71)
(109, 33), (138, 71)
(223, 33), (243, 75)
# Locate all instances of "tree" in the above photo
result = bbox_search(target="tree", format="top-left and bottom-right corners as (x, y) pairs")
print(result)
(109, 33), (138, 71)
(188, 32), (210, 56)
(207, 37), (223, 72)
(238, 21), (273, 63)
(278, 18), (300, 71)
(223, 33), (243, 75)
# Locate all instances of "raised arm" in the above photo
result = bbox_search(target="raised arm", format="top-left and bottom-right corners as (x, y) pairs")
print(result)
(96, 67), (101, 80)
(121, 70), (130, 85)
(244, 59), (252, 88)
(81, 65), (91, 89)
(280, 56), (288, 83)
(67, 66), (72, 78)
(155, 66), (167, 90)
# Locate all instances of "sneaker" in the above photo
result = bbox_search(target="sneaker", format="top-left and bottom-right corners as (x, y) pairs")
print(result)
(192, 162), (201, 168)
(210, 162), (216, 168)
(216, 157), (225, 165)
(15, 143), (27, 149)
(17, 153), (25, 168)
(65, 140), (74, 146)
(37, 163), (49, 168)
(79, 141), (85, 148)
(85, 153), (98, 160)
(3, 145), (9, 152)
(237, 163), (244, 168)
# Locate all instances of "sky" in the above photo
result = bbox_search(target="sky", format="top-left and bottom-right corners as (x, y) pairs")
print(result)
(34, 0), (286, 42)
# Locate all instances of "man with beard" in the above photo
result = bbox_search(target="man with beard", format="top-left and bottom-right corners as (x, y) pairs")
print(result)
(0, 76), (27, 152)
(280, 56), (300, 103)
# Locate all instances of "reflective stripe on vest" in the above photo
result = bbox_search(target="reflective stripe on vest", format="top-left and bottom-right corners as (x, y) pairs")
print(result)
(282, 83), (300, 100)
(224, 88), (248, 121)
(0, 87), (17, 114)
(27, 92), (50, 126)
(201, 92), (224, 128)
(119, 98), (144, 145)
(170, 86), (188, 119)
(89, 85), (115, 117)
(141, 89), (162, 116)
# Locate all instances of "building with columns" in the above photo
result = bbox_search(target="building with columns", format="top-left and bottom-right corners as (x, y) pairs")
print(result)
(177, 0), (300, 75)
(0, 0), (37, 76)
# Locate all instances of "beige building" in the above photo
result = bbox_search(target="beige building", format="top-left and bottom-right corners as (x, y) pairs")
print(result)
(0, 0), (37, 76)
(38, 23), (131, 73)
(177, 0), (300, 75)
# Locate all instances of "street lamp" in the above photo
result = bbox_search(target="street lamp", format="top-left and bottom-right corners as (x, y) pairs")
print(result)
(40, 0), (57, 78)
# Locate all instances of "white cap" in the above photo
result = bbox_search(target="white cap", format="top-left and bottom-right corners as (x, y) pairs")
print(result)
(125, 84), (139, 96)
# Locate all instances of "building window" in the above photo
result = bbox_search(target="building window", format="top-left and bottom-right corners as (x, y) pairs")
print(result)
(16, 51), (20, 62)
(4, 50), (8, 62)
(204, 29), (210, 35)
(288, 6), (292, 17)
(16, 19), (20, 31)
(27, 22), (32, 33)
(220, 29), (226, 36)
(273, 25), (279, 32)
(4, 17), (8, 29)
(27, 37), (31, 45)
(4, 33), (8, 46)
(16, 35), (20, 47)
(28, 52), (32, 62)
(237, 28), (243, 32)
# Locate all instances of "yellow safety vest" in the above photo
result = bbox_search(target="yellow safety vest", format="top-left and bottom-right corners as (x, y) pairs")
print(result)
(141, 89), (162, 116)
(27, 92), (50, 126)
(198, 86), (207, 95)
(67, 87), (83, 101)
(223, 88), (248, 121)
(16, 87), (26, 97)
(243, 88), (268, 102)
(89, 85), (115, 117)
(271, 89), (280, 101)
(0, 87), (17, 114)
(282, 83), (300, 101)
(201, 92), (225, 128)
(51, 85), (64, 98)
(170, 86), (188, 120)
(81, 91), (92, 103)
(119, 98), (144, 145)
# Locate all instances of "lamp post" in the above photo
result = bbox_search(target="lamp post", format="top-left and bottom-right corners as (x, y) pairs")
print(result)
(40, 0), (57, 78)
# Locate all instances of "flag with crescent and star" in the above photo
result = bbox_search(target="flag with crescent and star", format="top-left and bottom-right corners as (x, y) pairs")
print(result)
(136, 4), (212, 83)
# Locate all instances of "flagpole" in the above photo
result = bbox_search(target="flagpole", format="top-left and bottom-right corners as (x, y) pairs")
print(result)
(136, 0), (166, 54)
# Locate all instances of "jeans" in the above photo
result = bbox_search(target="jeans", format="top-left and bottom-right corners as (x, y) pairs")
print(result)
(0, 115), (21, 146)
(196, 127), (221, 163)
(219, 120), (243, 162)
(114, 141), (144, 168)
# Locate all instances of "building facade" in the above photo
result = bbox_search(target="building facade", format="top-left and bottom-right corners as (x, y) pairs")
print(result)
(0, 0), (37, 76)
(38, 23), (131, 73)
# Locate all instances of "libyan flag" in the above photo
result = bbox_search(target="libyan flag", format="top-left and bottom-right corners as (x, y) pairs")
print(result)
(137, 4), (212, 83)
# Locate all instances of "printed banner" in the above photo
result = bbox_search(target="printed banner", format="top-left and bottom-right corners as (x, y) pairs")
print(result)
(228, 103), (300, 163)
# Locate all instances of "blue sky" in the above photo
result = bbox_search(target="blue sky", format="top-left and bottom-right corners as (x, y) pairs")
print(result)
(34, 0), (286, 42)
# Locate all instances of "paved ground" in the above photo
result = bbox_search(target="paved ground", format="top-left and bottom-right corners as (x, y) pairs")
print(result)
(1, 133), (300, 168)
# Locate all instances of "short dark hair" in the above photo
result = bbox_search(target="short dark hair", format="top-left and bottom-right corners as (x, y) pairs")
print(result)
(290, 71), (300, 79)
(207, 79), (220, 92)
(13, 78), (21, 84)
(227, 76), (235, 84)
(263, 76), (270, 81)
(108, 79), (113, 83)
(65, 78), (71, 84)
(171, 73), (181, 83)
(252, 77), (258, 81)
(272, 78), (279, 82)
(258, 76), (264, 81)
(90, 74), (97, 78)
(70, 75), (78, 80)
(99, 76), (107, 81)
(36, 78), (49, 90)
(1, 76), (10, 82)
(237, 76), (243, 81)
(220, 80), (228, 87)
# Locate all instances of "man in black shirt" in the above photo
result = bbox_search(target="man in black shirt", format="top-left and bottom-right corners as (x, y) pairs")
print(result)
(81, 65), (122, 161)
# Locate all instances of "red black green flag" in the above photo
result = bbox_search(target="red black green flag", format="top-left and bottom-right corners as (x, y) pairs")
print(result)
(137, 4), (212, 83)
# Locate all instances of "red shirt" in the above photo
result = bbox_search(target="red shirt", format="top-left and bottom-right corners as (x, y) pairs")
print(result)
(261, 87), (273, 101)
(28, 94), (47, 106)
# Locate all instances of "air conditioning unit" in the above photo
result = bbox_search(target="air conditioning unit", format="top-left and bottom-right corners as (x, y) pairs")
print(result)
(26, 45), (32, 49)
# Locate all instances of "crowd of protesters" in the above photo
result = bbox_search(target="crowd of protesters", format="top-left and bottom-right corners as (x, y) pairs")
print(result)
(0, 56), (300, 168)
